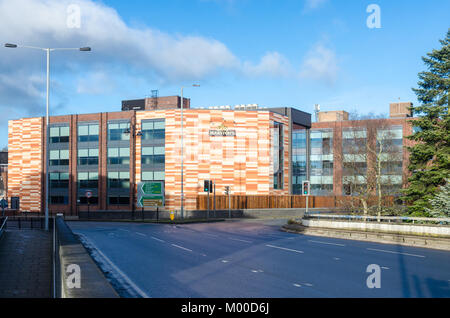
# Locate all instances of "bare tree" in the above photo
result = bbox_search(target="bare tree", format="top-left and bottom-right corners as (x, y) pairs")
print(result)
(338, 114), (404, 220)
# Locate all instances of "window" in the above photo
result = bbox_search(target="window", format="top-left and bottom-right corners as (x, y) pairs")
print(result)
(50, 195), (68, 205)
(78, 123), (99, 142)
(142, 171), (165, 181)
(142, 146), (165, 165)
(50, 172), (69, 189)
(273, 122), (284, 190)
(108, 122), (130, 141)
(108, 147), (130, 165)
(78, 148), (99, 166)
(49, 149), (70, 166)
(78, 172), (98, 189)
(108, 171), (130, 189)
(141, 120), (165, 141)
(108, 196), (130, 205)
(50, 126), (69, 144)
(78, 196), (98, 205)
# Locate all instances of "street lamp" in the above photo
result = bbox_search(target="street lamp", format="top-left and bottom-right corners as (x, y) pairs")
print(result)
(180, 84), (200, 219)
(123, 124), (142, 218)
(4, 43), (91, 231)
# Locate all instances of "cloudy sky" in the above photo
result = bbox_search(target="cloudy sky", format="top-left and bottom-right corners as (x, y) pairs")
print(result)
(0, 0), (449, 148)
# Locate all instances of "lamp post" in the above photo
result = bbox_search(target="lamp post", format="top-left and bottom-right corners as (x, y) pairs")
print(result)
(180, 84), (200, 219)
(124, 125), (142, 219)
(4, 43), (91, 231)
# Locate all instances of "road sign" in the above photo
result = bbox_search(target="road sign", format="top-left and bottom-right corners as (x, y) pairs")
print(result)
(85, 190), (93, 199)
(137, 181), (164, 207)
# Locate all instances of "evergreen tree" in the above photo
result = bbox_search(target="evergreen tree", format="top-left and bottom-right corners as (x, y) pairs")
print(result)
(403, 29), (450, 216)
(426, 179), (450, 218)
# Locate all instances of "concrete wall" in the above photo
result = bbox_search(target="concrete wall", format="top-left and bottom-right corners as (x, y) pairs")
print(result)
(302, 219), (450, 237)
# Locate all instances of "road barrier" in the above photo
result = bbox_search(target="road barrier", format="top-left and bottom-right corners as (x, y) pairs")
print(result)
(53, 215), (118, 298)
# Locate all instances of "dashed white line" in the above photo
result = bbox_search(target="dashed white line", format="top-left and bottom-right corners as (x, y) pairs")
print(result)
(293, 283), (302, 288)
(367, 248), (425, 258)
(118, 229), (130, 232)
(381, 266), (390, 270)
(204, 233), (219, 238)
(333, 257), (340, 261)
(171, 244), (193, 252)
(303, 283), (313, 287)
(228, 237), (253, 244)
(150, 236), (165, 243)
(136, 232), (147, 237)
(266, 244), (304, 254)
(309, 240), (345, 247)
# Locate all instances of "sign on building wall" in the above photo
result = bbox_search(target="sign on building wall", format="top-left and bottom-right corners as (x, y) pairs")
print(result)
(209, 122), (236, 137)
(137, 181), (165, 207)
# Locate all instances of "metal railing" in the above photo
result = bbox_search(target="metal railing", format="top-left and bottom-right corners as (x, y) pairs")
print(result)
(304, 213), (450, 224)
(3, 216), (46, 229)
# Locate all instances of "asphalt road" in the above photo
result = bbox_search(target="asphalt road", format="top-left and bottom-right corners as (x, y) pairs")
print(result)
(68, 219), (450, 298)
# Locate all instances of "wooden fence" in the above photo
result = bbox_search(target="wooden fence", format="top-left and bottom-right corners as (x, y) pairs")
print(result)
(196, 195), (396, 210)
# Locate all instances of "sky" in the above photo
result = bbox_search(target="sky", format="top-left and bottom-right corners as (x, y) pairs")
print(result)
(0, 0), (449, 148)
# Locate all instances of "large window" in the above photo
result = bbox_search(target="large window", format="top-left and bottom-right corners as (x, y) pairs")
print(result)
(78, 148), (99, 166)
(49, 149), (70, 166)
(49, 172), (69, 189)
(108, 147), (130, 165)
(50, 126), (69, 144)
(108, 171), (130, 189)
(108, 122), (130, 141)
(141, 121), (165, 141)
(78, 172), (98, 189)
(342, 128), (367, 196)
(273, 122), (284, 190)
(78, 123), (99, 142)
(142, 171), (165, 181)
(142, 146), (165, 165)
(310, 129), (334, 196)
(292, 128), (307, 195)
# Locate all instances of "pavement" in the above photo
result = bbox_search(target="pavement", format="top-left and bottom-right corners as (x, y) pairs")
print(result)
(68, 218), (450, 298)
(0, 230), (52, 298)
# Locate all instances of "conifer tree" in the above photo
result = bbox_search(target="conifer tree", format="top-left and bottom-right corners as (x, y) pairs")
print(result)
(403, 29), (450, 216)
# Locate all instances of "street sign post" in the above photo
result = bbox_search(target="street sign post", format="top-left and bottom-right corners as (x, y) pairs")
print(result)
(85, 190), (92, 219)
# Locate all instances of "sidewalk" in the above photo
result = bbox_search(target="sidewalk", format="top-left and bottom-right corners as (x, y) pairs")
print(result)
(0, 230), (52, 298)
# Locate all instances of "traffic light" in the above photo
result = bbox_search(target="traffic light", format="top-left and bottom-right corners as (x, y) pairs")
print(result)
(302, 181), (310, 196)
(204, 180), (213, 193)
(224, 186), (230, 195)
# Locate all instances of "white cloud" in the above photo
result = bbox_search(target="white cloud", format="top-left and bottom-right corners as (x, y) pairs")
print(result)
(300, 43), (338, 84)
(243, 52), (292, 78)
(304, 0), (328, 11)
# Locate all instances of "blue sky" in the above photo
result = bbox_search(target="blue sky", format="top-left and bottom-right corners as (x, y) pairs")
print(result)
(0, 0), (449, 148)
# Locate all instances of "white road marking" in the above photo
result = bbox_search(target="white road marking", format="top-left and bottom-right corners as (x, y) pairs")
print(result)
(293, 283), (302, 288)
(136, 232), (146, 237)
(228, 237), (253, 244)
(171, 244), (193, 252)
(303, 283), (313, 287)
(118, 229), (130, 232)
(367, 248), (425, 258)
(77, 234), (150, 298)
(309, 240), (345, 247)
(266, 244), (304, 254)
(333, 257), (340, 261)
(150, 236), (165, 243)
(381, 266), (390, 270)
(221, 260), (229, 263)
(204, 233), (219, 238)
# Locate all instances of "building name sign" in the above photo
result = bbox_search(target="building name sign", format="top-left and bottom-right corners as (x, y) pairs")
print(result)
(209, 122), (236, 137)
(209, 130), (236, 137)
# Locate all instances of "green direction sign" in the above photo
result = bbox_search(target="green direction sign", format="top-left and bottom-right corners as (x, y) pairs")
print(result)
(141, 182), (162, 195)
(137, 181), (164, 207)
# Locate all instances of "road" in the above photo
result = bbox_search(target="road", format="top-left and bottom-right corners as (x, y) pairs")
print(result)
(68, 219), (450, 298)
